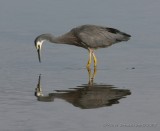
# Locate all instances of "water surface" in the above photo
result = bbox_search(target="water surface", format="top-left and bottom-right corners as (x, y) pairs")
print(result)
(0, 0), (160, 131)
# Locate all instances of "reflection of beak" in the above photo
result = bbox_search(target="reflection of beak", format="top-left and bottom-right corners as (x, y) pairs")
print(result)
(37, 48), (41, 63)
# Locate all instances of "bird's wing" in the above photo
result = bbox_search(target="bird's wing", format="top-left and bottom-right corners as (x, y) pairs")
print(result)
(74, 25), (130, 49)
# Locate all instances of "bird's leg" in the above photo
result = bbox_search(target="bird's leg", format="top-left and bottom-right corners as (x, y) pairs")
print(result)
(86, 66), (92, 83)
(86, 49), (92, 68)
(90, 66), (97, 85)
(92, 66), (97, 80)
(86, 66), (97, 86)
(91, 50), (97, 67)
(86, 66), (93, 86)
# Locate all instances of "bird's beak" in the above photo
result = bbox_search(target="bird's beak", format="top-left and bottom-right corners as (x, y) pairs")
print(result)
(35, 41), (43, 63)
(37, 47), (41, 63)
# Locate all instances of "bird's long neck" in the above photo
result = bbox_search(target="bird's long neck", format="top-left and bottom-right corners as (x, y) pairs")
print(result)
(41, 32), (77, 45)
(49, 35), (65, 44)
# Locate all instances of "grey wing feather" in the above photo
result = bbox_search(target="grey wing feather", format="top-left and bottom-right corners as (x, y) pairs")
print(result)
(74, 25), (131, 49)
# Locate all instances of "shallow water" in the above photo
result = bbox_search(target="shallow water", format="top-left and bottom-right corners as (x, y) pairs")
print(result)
(0, 0), (160, 131)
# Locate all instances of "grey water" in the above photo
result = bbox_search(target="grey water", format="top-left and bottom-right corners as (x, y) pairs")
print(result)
(0, 0), (160, 131)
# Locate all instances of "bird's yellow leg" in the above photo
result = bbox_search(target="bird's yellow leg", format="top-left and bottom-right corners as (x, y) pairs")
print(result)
(92, 52), (97, 67)
(92, 66), (97, 79)
(86, 66), (92, 81)
(86, 66), (97, 86)
(86, 49), (92, 68)
(87, 67), (93, 86)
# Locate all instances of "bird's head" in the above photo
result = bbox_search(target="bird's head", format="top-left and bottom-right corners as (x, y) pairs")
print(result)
(34, 37), (44, 63)
(34, 34), (53, 63)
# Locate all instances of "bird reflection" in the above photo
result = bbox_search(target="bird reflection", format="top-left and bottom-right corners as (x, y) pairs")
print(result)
(35, 68), (131, 109)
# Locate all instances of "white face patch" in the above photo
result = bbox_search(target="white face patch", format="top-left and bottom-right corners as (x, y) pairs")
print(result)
(36, 40), (44, 50)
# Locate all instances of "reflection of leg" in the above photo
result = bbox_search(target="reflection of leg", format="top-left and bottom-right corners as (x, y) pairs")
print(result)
(86, 49), (92, 68)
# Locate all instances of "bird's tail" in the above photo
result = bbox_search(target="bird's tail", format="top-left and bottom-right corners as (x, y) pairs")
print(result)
(106, 27), (131, 42)
(118, 32), (131, 41)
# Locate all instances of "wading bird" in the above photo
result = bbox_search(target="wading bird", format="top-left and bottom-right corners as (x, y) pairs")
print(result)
(34, 24), (131, 67)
